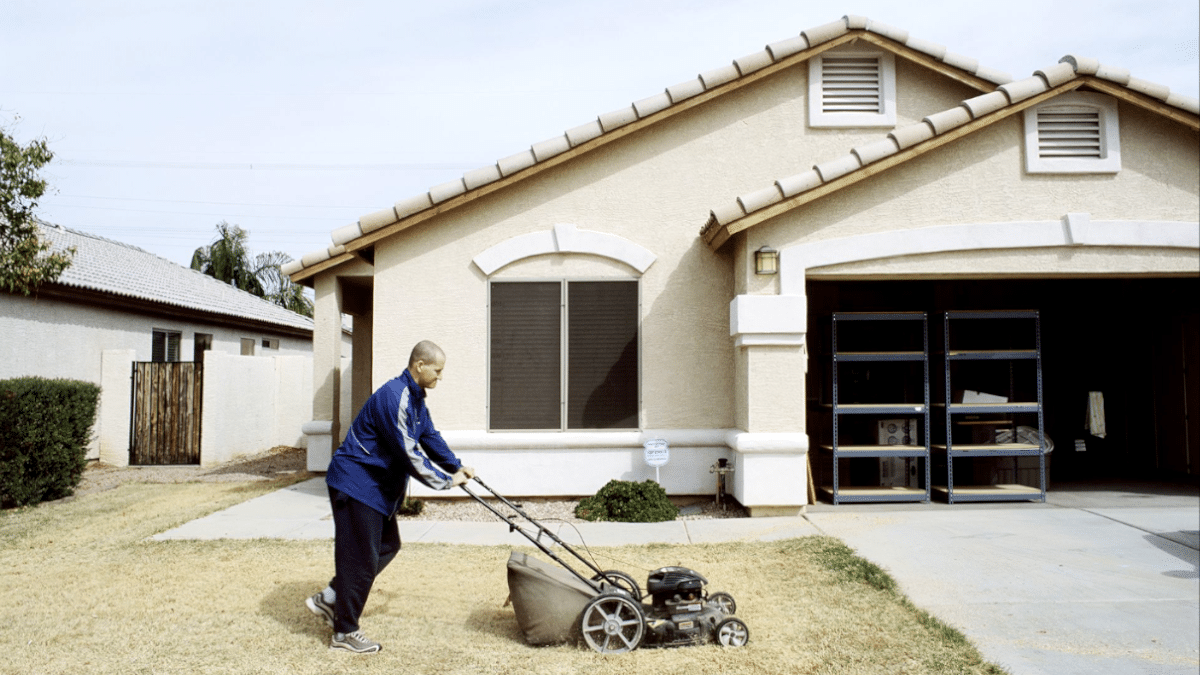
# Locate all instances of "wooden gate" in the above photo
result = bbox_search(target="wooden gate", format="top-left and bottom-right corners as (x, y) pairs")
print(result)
(130, 362), (203, 465)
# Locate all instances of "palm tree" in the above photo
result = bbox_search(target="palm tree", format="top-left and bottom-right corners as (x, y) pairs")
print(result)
(191, 221), (313, 317)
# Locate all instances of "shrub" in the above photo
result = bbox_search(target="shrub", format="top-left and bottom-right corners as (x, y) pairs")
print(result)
(575, 479), (679, 523)
(396, 498), (424, 516)
(0, 377), (100, 508)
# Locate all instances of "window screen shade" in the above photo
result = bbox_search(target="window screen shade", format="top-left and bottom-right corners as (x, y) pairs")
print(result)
(821, 56), (883, 114)
(490, 280), (637, 430)
(1037, 107), (1102, 159)
(567, 282), (638, 429)
(490, 282), (562, 430)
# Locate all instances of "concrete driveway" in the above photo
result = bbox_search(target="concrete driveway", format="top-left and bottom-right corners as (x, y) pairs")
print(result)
(806, 482), (1199, 675)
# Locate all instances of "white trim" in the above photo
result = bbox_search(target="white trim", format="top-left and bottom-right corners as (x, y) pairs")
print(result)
(728, 294), (807, 348)
(442, 428), (730, 449)
(473, 223), (656, 275)
(1024, 91), (1120, 174)
(780, 216), (1200, 294)
(808, 50), (896, 128)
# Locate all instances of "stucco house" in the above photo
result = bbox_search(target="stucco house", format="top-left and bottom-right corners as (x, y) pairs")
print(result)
(284, 16), (1199, 515)
(1, 221), (346, 466)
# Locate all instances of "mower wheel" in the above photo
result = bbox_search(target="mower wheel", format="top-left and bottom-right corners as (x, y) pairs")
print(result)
(708, 591), (736, 615)
(714, 617), (750, 647)
(592, 570), (641, 599)
(579, 592), (645, 654)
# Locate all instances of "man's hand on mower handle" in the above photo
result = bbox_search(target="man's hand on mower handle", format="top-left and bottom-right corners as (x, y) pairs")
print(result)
(451, 466), (477, 487)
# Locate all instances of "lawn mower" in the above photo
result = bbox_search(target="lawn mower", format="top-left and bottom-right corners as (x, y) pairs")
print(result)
(461, 476), (750, 654)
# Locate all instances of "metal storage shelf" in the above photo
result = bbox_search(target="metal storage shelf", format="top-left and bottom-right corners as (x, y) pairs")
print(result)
(822, 312), (931, 504)
(936, 311), (1046, 503)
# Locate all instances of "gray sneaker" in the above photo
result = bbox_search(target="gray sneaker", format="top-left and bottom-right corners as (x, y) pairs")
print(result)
(305, 593), (334, 628)
(331, 630), (381, 653)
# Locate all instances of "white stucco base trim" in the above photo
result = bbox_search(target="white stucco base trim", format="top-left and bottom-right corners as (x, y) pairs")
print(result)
(401, 429), (809, 515)
(472, 223), (657, 275)
(780, 215), (1200, 294)
(302, 420), (333, 472)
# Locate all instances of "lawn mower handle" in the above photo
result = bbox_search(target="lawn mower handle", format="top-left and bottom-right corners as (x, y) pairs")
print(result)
(459, 476), (617, 594)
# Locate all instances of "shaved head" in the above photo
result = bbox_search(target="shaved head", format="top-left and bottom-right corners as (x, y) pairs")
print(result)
(408, 340), (445, 368)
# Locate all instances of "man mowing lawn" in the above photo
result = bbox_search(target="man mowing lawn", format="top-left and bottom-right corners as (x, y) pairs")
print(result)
(306, 340), (475, 653)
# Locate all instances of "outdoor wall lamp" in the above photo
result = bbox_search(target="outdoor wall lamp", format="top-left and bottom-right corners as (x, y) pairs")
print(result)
(754, 246), (779, 275)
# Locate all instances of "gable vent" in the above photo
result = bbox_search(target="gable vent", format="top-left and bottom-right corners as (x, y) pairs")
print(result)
(1036, 106), (1102, 159)
(821, 56), (883, 114)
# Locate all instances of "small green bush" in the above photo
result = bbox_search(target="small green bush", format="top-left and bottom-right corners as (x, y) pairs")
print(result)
(0, 377), (100, 508)
(396, 498), (424, 516)
(575, 479), (679, 523)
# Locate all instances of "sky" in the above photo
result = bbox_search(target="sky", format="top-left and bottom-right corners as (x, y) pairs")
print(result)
(3, 0), (1198, 269)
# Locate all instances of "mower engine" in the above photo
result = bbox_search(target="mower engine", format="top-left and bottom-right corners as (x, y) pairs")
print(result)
(641, 566), (747, 648)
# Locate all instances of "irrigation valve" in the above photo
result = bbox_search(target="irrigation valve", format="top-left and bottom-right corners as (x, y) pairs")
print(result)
(710, 458), (734, 511)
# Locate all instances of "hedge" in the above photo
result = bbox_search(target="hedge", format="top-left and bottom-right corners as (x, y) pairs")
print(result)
(575, 479), (679, 523)
(0, 377), (100, 508)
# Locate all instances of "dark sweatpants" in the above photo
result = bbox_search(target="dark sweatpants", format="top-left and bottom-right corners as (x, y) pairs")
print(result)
(328, 487), (401, 634)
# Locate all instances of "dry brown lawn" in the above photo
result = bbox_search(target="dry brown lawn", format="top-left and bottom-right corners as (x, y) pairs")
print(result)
(1, 477), (1007, 675)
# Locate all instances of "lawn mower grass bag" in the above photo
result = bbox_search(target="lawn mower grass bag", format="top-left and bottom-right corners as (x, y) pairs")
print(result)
(506, 551), (596, 645)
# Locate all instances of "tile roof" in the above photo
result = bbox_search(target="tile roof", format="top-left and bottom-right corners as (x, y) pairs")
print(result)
(283, 15), (1017, 280)
(37, 221), (315, 332)
(698, 56), (1200, 249)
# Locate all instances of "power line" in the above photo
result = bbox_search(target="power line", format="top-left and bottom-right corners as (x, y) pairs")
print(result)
(45, 202), (357, 222)
(57, 158), (481, 171)
(58, 193), (377, 210)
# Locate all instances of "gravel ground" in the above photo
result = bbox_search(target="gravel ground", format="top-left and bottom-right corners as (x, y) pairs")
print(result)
(74, 446), (748, 521)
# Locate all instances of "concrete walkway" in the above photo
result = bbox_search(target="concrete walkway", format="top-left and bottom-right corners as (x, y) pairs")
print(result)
(155, 478), (1199, 675)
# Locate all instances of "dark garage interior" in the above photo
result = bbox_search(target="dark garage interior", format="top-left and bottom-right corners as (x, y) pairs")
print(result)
(807, 277), (1200, 492)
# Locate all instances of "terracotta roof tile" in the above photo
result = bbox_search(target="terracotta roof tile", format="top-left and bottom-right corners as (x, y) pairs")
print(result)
(332, 222), (363, 246)
(999, 75), (1050, 103)
(734, 49), (774, 76)
(359, 206), (398, 233)
(852, 137), (901, 165)
(497, 149), (537, 177)
(813, 154), (862, 182)
(698, 64), (740, 89)
(429, 178), (468, 204)
(889, 121), (936, 149)
(464, 164), (502, 190)
(776, 169), (822, 198)
(531, 134), (571, 161)
(923, 105), (972, 134)
(737, 184), (784, 213)
(666, 77), (707, 103)
(961, 90), (1009, 118)
(394, 193), (434, 220)
(598, 105), (639, 132)
(633, 92), (673, 118)
(765, 35), (810, 60)
(801, 19), (849, 46)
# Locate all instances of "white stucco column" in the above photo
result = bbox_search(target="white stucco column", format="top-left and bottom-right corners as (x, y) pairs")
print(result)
(99, 349), (135, 466)
(306, 274), (343, 471)
(729, 293), (810, 516)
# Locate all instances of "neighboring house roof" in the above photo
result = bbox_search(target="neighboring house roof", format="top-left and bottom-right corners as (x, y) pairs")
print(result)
(35, 221), (316, 334)
(699, 56), (1200, 249)
(284, 15), (1021, 283)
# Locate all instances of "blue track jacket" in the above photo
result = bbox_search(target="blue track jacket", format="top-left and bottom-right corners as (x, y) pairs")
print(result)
(326, 370), (462, 516)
